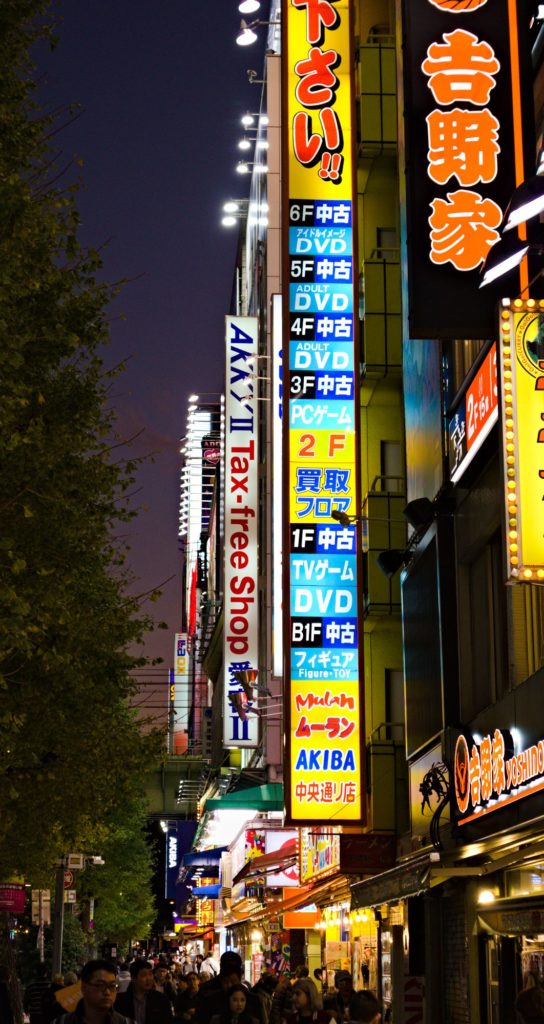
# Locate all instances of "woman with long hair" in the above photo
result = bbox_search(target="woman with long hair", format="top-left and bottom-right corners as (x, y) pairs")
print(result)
(209, 984), (259, 1024)
(283, 980), (332, 1024)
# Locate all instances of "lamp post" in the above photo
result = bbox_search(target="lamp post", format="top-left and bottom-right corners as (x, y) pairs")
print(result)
(51, 858), (66, 977)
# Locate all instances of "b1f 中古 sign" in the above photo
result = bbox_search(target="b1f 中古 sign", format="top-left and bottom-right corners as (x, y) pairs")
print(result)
(224, 316), (260, 747)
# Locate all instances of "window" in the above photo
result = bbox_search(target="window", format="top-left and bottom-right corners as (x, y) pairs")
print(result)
(458, 530), (508, 720)
(385, 669), (405, 742)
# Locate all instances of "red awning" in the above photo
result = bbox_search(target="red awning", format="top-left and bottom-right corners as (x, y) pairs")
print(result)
(232, 839), (298, 885)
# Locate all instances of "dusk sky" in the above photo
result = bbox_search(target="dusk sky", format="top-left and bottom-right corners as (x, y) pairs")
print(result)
(36, 2), (268, 686)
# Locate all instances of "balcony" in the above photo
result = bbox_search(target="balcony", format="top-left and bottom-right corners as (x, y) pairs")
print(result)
(362, 482), (406, 617)
(360, 256), (402, 378)
(357, 41), (397, 157)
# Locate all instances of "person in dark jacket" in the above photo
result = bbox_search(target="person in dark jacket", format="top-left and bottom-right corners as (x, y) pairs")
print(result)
(51, 960), (132, 1024)
(24, 964), (50, 1024)
(209, 984), (259, 1024)
(115, 960), (173, 1024)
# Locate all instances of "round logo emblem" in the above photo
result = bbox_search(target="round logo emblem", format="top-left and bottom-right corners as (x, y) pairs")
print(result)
(514, 312), (544, 379)
(426, 0), (488, 10)
(454, 734), (470, 815)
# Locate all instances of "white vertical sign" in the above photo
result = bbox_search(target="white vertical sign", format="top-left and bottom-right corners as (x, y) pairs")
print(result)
(224, 316), (260, 747)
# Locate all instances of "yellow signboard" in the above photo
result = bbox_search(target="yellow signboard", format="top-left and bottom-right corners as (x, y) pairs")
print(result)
(499, 300), (544, 581)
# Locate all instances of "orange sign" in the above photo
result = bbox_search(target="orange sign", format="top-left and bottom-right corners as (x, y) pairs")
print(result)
(455, 728), (544, 824)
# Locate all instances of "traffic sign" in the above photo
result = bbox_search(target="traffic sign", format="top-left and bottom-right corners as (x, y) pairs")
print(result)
(63, 870), (75, 889)
(31, 889), (51, 925)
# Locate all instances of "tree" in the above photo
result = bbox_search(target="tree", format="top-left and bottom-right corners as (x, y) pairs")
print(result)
(78, 799), (157, 951)
(0, 0), (164, 884)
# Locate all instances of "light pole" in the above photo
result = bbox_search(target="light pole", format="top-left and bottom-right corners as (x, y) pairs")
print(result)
(51, 858), (66, 977)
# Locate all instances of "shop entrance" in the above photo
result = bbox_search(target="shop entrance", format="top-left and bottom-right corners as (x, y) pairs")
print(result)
(478, 935), (518, 1024)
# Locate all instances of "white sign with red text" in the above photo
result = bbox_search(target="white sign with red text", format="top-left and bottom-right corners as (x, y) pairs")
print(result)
(224, 316), (260, 747)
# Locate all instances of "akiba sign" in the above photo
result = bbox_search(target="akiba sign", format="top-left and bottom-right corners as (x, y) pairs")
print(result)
(224, 316), (259, 748)
(454, 728), (544, 824)
(400, 0), (533, 339)
(283, 0), (365, 825)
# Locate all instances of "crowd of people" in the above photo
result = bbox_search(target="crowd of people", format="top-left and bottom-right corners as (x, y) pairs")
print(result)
(14, 953), (381, 1024)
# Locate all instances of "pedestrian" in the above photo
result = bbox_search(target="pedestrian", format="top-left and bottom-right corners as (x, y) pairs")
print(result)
(347, 993), (381, 1024)
(114, 960), (173, 1024)
(175, 972), (199, 1023)
(24, 965), (51, 1024)
(195, 955), (244, 1024)
(153, 966), (176, 1009)
(200, 956), (219, 979)
(117, 965), (131, 995)
(516, 971), (544, 1022)
(51, 959), (132, 1024)
(209, 985), (259, 1024)
(324, 973), (354, 1023)
(0, 966), (15, 1024)
(282, 980), (332, 1024)
(251, 973), (277, 1024)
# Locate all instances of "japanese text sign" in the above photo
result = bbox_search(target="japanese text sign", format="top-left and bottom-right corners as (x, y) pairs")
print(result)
(400, 0), (533, 339)
(224, 316), (260, 747)
(454, 727), (544, 823)
(499, 300), (544, 582)
(448, 342), (498, 482)
(283, 0), (365, 824)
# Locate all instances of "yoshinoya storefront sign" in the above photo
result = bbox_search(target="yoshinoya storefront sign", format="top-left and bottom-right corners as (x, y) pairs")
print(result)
(400, 0), (534, 339)
(224, 316), (259, 747)
(454, 728), (544, 824)
(282, 0), (365, 826)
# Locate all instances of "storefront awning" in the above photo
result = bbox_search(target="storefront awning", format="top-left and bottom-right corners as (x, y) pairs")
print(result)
(205, 783), (283, 812)
(182, 847), (227, 872)
(232, 839), (298, 885)
(190, 884), (221, 899)
(351, 855), (432, 909)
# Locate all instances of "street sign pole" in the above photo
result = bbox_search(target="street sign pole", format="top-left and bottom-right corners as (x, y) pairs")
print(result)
(37, 890), (44, 963)
(51, 859), (65, 977)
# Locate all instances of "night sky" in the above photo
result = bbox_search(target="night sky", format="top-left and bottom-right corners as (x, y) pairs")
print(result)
(35, 2), (268, 683)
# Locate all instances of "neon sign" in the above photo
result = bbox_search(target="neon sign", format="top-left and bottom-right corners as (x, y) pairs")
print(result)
(455, 728), (544, 823)
(283, 0), (364, 825)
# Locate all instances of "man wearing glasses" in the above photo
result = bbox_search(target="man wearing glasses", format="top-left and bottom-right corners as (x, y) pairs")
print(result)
(53, 960), (133, 1024)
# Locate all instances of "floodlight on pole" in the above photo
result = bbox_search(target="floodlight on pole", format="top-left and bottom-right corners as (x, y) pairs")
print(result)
(503, 174), (544, 231)
(479, 235), (530, 288)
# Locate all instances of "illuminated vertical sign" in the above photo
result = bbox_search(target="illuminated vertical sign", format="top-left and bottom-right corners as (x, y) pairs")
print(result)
(173, 633), (188, 755)
(224, 315), (260, 747)
(283, 0), (364, 824)
(272, 294), (284, 680)
(400, 0), (533, 339)
(448, 342), (498, 482)
(499, 299), (544, 582)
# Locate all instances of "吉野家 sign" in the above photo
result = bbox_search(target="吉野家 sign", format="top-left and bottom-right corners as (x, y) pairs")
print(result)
(283, 0), (365, 825)
(400, 0), (533, 339)
(499, 300), (544, 583)
(224, 316), (260, 748)
(454, 727), (544, 824)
